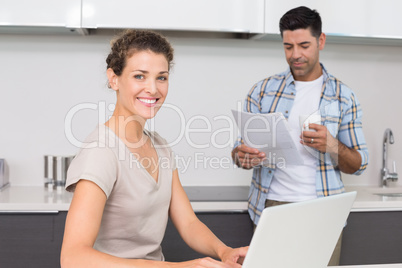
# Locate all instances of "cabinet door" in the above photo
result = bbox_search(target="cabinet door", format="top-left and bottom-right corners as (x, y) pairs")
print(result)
(162, 212), (253, 261)
(264, 0), (402, 38)
(340, 211), (402, 265)
(0, 0), (81, 28)
(0, 211), (67, 268)
(82, 0), (264, 33)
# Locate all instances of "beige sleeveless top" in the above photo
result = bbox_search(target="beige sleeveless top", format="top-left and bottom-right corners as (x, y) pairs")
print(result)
(66, 124), (176, 261)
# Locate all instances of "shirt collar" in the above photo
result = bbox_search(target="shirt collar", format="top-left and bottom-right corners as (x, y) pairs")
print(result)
(284, 63), (329, 87)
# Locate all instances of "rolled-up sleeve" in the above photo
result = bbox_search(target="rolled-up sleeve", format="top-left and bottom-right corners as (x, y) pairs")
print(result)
(338, 90), (369, 175)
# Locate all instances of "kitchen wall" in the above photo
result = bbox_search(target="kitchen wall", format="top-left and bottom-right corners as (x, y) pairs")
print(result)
(0, 32), (401, 187)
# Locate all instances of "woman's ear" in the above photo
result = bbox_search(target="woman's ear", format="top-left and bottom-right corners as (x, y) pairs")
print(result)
(106, 68), (119, 91)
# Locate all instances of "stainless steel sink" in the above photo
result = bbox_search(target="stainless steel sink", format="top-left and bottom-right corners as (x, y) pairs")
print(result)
(373, 193), (402, 197)
(361, 186), (402, 199)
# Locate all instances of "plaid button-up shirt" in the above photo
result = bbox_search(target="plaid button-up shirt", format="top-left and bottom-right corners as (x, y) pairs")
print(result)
(234, 64), (369, 224)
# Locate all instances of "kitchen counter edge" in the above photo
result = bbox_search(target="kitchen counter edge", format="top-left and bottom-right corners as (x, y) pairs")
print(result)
(1, 185), (402, 212)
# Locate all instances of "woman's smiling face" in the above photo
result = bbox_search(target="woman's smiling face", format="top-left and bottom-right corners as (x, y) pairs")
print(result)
(108, 50), (169, 120)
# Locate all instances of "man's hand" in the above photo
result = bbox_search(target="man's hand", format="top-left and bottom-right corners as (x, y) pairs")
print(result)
(299, 123), (338, 154)
(231, 144), (266, 169)
(300, 123), (362, 174)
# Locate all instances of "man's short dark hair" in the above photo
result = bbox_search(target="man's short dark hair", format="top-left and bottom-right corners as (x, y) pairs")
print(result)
(279, 6), (322, 38)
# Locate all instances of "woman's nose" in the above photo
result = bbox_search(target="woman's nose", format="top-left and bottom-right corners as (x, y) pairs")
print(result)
(145, 80), (157, 94)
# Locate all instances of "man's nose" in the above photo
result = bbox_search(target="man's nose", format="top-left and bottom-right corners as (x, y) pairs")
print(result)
(292, 47), (302, 59)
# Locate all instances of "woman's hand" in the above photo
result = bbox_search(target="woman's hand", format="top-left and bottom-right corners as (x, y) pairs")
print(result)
(168, 257), (240, 268)
(220, 246), (248, 265)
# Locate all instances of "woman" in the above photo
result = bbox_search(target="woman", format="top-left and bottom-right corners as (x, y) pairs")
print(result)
(60, 30), (248, 268)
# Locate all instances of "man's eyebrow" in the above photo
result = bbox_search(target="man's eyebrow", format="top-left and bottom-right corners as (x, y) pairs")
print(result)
(283, 41), (311, 46)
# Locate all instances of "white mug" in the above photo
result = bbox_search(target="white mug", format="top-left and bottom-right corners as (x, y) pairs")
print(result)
(299, 114), (321, 132)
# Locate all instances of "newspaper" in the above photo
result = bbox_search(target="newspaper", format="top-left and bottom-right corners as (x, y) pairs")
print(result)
(232, 110), (304, 166)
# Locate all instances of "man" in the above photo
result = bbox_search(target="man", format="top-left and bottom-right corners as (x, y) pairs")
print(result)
(231, 6), (368, 265)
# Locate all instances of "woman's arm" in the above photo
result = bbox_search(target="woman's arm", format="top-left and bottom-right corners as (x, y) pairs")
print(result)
(61, 180), (237, 268)
(169, 170), (248, 265)
(60, 180), (158, 267)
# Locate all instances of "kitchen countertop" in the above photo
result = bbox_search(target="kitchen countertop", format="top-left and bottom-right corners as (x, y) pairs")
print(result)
(0, 185), (72, 211)
(332, 264), (402, 268)
(0, 185), (250, 212)
(1, 185), (402, 212)
(345, 186), (402, 212)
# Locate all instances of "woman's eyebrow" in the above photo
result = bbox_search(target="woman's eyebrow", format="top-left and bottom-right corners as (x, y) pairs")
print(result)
(130, 70), (169, 74)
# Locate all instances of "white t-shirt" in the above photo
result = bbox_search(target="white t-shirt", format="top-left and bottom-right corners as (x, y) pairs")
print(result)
(66, 124), (176, 260)
(267, 75), (323, 202)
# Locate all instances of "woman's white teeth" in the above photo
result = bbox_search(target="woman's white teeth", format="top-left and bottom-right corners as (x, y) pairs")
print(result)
(139, 98), (156, 104)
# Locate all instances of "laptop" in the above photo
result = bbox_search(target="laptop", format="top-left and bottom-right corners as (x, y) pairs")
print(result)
(242, 191), (357, 268)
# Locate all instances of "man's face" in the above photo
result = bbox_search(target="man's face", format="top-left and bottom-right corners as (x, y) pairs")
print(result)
(282, 28), (326, 81)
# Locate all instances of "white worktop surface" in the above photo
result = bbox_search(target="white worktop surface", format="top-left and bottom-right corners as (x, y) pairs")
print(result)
(1, 185), (402, 212)
(332, 264), (402, 268)
(0, 186), (73, 211)
(345, 186), (402, 212)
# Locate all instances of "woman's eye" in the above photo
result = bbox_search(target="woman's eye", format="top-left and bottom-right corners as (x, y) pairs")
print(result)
(134, 75), (144, 79)
(158, 76), (167, 81)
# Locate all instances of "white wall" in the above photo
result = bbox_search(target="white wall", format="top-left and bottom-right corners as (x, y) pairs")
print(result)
(1, 33), (401, 187)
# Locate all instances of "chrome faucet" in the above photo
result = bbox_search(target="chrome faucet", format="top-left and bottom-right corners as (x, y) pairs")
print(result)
(382, 128), (398, 187)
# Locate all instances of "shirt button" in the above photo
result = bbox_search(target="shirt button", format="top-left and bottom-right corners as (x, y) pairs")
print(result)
(285, 111), (288, 114)
(291, 92), (294, 95)
(268, 170), (272, 174)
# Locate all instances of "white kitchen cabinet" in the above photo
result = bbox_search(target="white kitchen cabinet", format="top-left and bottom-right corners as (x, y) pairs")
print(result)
(0, 0), (81, 28)
(82, 0), (265, 33)
(263, 0), (402, 40)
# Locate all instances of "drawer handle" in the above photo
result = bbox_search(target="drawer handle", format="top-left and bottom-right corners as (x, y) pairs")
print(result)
(0, 210), (59, 214)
